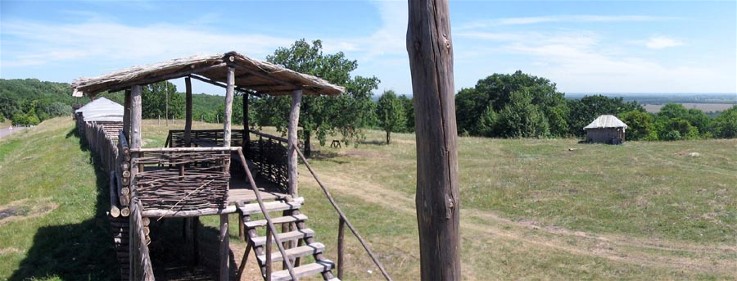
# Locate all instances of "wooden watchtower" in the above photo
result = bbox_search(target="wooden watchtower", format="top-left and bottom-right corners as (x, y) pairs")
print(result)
(72, 52), (388, 281)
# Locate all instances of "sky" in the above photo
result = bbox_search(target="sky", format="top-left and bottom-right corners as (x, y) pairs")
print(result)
(1, 0), (736, 96)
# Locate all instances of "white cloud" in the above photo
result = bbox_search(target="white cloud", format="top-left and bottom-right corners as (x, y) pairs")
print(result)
(459, 15), (674, 30)
(645, 36), (684, 49)
(1, 18), (294, 69)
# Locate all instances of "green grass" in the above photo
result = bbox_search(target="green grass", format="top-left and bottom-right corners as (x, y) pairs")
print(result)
(2, 119), (735, 280)
(0, 118), (118, 280)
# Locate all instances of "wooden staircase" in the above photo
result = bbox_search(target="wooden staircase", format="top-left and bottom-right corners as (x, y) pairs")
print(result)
(237, 197), (339, 281)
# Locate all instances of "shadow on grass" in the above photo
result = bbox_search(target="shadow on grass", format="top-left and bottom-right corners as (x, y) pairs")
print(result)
(9, 128), (119, 280)
(307, 150), (349, 164)
(358, 139), (386, 146)
(13, 126), (236, 280)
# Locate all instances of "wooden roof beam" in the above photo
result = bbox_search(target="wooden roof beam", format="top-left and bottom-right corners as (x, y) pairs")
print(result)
(105, 63), (227, 94)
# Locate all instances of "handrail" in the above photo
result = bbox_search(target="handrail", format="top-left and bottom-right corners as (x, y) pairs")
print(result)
(235, 148), (298, 281)
(130, 147), (240, 153)
(295, 148), (393, 281)
(249, 130), (289, 143)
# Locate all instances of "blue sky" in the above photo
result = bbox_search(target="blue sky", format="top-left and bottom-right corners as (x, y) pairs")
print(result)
(1, 0), (735, 96)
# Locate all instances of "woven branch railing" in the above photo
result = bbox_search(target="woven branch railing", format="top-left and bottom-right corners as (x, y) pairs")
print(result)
(296, 148), (393, 281)
(248, 131), (289, 193)
(130, 147), (233, 212)
(165, 129), (245, 148)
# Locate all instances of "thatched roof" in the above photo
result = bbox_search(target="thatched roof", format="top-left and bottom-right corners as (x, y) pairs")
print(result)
(71, 51), (344, 97)
(584, 115), (628, 130)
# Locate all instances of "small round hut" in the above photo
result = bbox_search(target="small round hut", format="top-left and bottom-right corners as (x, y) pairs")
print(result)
(583, 115), (628, 144)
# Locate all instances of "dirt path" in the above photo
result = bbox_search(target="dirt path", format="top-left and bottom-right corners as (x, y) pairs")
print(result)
(312, 170), (737, 277)
(0, 126), (29, 139)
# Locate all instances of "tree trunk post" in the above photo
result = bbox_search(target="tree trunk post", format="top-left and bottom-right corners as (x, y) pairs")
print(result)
(123, 89), (131, 143)
(243, 93), (249, 155)
(288, 89), (302, 197)
(219, 214), (229, 281)
(407, 0), (461, 280)
(224, 67), (235, 149)
(184, 77), (193, 147)
(131, 85), (143, 149)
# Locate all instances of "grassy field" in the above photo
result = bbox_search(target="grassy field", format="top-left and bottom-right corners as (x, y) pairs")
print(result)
(643, 103), (736, 113)
(1, 118), (735, 280)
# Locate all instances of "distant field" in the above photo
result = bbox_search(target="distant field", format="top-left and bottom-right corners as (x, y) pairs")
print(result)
(643, 103), (736, 113)
(1, 118), (735, 280)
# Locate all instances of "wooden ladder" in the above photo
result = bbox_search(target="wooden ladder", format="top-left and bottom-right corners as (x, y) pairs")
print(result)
(237, 198), (340, 281)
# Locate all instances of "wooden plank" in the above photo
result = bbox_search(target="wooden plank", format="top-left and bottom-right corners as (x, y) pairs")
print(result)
(251, 228), (315, 246)
(237, 200), (302, 216)
(407, 0), (461, 280)
(257, 243), (325, 263)
(271, 260), (335, 281)
(244, 214), (308, 229)
(141, 205), (237, 218)
(287, 89), (302, 196)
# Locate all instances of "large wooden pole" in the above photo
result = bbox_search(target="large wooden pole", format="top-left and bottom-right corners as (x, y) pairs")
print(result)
(242, 93), (249, 153)
(184, 77), (193, 147)
(224, 67), (234, 148)
(131, 85), (143, 149)
(219, 66), (234, 281)
(123, 89), (131, 142)
(287, 89), (302, 197)
(406, 0), (461, 280)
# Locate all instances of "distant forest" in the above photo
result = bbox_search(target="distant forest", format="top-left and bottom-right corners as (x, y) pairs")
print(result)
(1, 75), (736, 141)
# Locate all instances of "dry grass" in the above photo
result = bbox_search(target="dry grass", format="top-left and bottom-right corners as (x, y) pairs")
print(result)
(1, 119), (735, 280)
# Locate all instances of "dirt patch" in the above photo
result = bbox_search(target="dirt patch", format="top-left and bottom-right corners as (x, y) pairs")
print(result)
(0, 198), (58, 225)
(310, 170), (737, 276)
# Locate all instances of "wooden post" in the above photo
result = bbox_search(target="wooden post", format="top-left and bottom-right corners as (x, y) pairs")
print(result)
(131, 85), (143, 149)
(184, 77), (193, 147)
(243, 93), (249, 155)
(219, 214), (229, 281)
(123, 89), (131, 143)
(407, 0), (461, 280)
(287, 89), (302, 197)
(337, 217), (345, 280)
(224, 67), (235, 148)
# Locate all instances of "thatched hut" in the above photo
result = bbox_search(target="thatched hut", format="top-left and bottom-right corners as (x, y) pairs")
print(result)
(583, 115), (627, 144)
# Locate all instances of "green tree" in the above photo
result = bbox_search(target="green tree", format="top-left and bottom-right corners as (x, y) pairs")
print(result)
(253, 39), (379, 157)
(454, 71), (568, 137)
(397, 94), (415, 132)
(376, 90), (406, 144)
(618, 110), (657, 141)
(711, 105), (737, 138)
(142, 81), (183, 119)
(495, 90), (549, 138)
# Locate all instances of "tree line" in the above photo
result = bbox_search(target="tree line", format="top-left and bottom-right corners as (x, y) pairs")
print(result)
(453, 71), (736, 140)
(2, 39), (735, 143)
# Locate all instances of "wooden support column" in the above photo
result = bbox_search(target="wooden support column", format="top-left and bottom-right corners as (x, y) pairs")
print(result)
(123, 89), (131, 142)
(224, 67), (235, 149)
(242, 93), (249, 154)
(407, 0), (461, 280)
(287, 89), (302, 197)
(184, 77), (193, 147)
(130, 85), (143, 149)
(219, 214), (229, 281)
